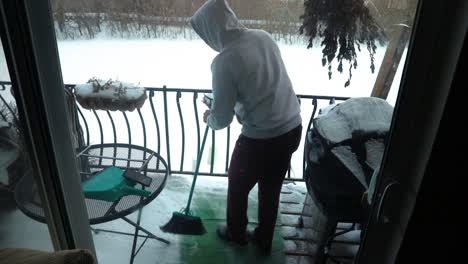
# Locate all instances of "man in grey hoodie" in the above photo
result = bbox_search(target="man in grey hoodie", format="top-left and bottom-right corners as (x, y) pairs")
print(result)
(190, 0), (302, 253)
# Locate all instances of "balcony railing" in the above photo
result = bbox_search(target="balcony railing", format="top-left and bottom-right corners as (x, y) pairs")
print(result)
(0, 81), (349, 181)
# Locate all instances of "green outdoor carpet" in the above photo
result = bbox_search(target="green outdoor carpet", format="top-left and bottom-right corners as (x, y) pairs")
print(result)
(173, 178), (285, 264)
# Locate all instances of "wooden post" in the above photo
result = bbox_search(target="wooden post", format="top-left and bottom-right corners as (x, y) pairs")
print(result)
(369, 0), (418, 99)
(371, 24), (411, 99)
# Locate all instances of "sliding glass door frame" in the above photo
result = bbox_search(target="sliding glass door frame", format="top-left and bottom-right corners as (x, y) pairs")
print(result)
(0, 0), (95, 255)
(357, 0), (468, 263)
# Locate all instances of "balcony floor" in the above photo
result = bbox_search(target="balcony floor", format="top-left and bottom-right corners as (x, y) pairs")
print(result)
(91, 175), (288, 264)
(1, 175), (360, 264)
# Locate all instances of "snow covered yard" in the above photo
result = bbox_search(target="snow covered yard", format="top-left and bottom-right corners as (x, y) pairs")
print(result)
(55, 37), (402, 104)
(2, 35), (404, 113)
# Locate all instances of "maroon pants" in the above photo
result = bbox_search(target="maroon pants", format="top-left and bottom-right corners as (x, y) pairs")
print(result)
(227, 125), (302, 249)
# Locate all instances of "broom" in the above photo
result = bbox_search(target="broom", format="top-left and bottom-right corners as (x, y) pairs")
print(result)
(160, 125), (210, 235)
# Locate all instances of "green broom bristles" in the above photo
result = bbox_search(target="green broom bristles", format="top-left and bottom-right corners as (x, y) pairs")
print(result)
(161, 126), (210, 236)
(160, 211), (206, 235)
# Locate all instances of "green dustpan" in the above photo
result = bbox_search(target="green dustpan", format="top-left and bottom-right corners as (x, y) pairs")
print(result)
(82, 166), (151, 202)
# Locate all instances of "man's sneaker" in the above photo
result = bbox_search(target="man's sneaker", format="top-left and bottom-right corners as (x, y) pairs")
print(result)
(216, 225), (248, 246)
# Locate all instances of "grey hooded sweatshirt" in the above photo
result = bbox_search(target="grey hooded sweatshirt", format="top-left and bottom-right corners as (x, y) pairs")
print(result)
(190, 0), (301, 139)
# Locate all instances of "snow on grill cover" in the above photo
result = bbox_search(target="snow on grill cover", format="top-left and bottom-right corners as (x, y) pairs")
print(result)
(304, 97), (393, 217)
(74, 78), (147, 112)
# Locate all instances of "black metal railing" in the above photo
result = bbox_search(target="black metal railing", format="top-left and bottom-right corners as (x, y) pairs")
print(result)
(0, 81), (349, 181)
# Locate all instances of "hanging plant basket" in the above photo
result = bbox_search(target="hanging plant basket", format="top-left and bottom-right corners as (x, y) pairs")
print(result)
(300, 0), (386, 87)
(74, 78), (147, 112)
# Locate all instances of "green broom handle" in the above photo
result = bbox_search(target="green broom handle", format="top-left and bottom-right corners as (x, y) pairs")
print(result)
(185, 125), (210, 214)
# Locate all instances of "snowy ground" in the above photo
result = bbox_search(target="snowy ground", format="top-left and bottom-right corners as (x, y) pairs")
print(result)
(54, 38), (403, 104)
(2, 33), (405, 103)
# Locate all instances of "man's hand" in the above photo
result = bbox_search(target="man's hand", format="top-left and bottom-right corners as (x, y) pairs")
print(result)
(203, 110), (211, 123)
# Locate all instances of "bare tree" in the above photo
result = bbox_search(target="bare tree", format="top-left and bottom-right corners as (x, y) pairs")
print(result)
(50, 0), (307, 41)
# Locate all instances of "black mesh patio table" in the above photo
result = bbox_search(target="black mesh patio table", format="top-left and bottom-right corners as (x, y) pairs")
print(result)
(14, 143), (170, 262)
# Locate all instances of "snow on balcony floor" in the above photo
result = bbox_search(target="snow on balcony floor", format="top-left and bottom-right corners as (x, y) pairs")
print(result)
(85, 174), (296, 264)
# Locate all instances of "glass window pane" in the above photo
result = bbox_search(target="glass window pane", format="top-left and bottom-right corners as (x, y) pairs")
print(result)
(1, 38), (54, 251)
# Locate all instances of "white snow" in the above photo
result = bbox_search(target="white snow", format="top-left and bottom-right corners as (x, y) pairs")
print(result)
(314, 97), (393, 144)
(56, 38), (217, 91)
(1, 32), (407, 102)
(74, 79), (145, 100)
(54, 37), (397, 98)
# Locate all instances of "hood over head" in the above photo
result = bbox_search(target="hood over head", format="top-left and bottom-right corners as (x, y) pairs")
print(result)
(190, 0), (244, 52)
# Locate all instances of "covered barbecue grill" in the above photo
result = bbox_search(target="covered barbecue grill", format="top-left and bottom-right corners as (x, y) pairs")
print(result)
(303, 97), (393, 262)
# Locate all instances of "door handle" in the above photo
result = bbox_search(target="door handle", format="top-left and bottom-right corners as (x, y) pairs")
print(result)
(377, 181), (401, 224)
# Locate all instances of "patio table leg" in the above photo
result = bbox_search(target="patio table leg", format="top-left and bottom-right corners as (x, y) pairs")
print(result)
(120, 215), (170, 244)
(129, 206), (143, 264)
